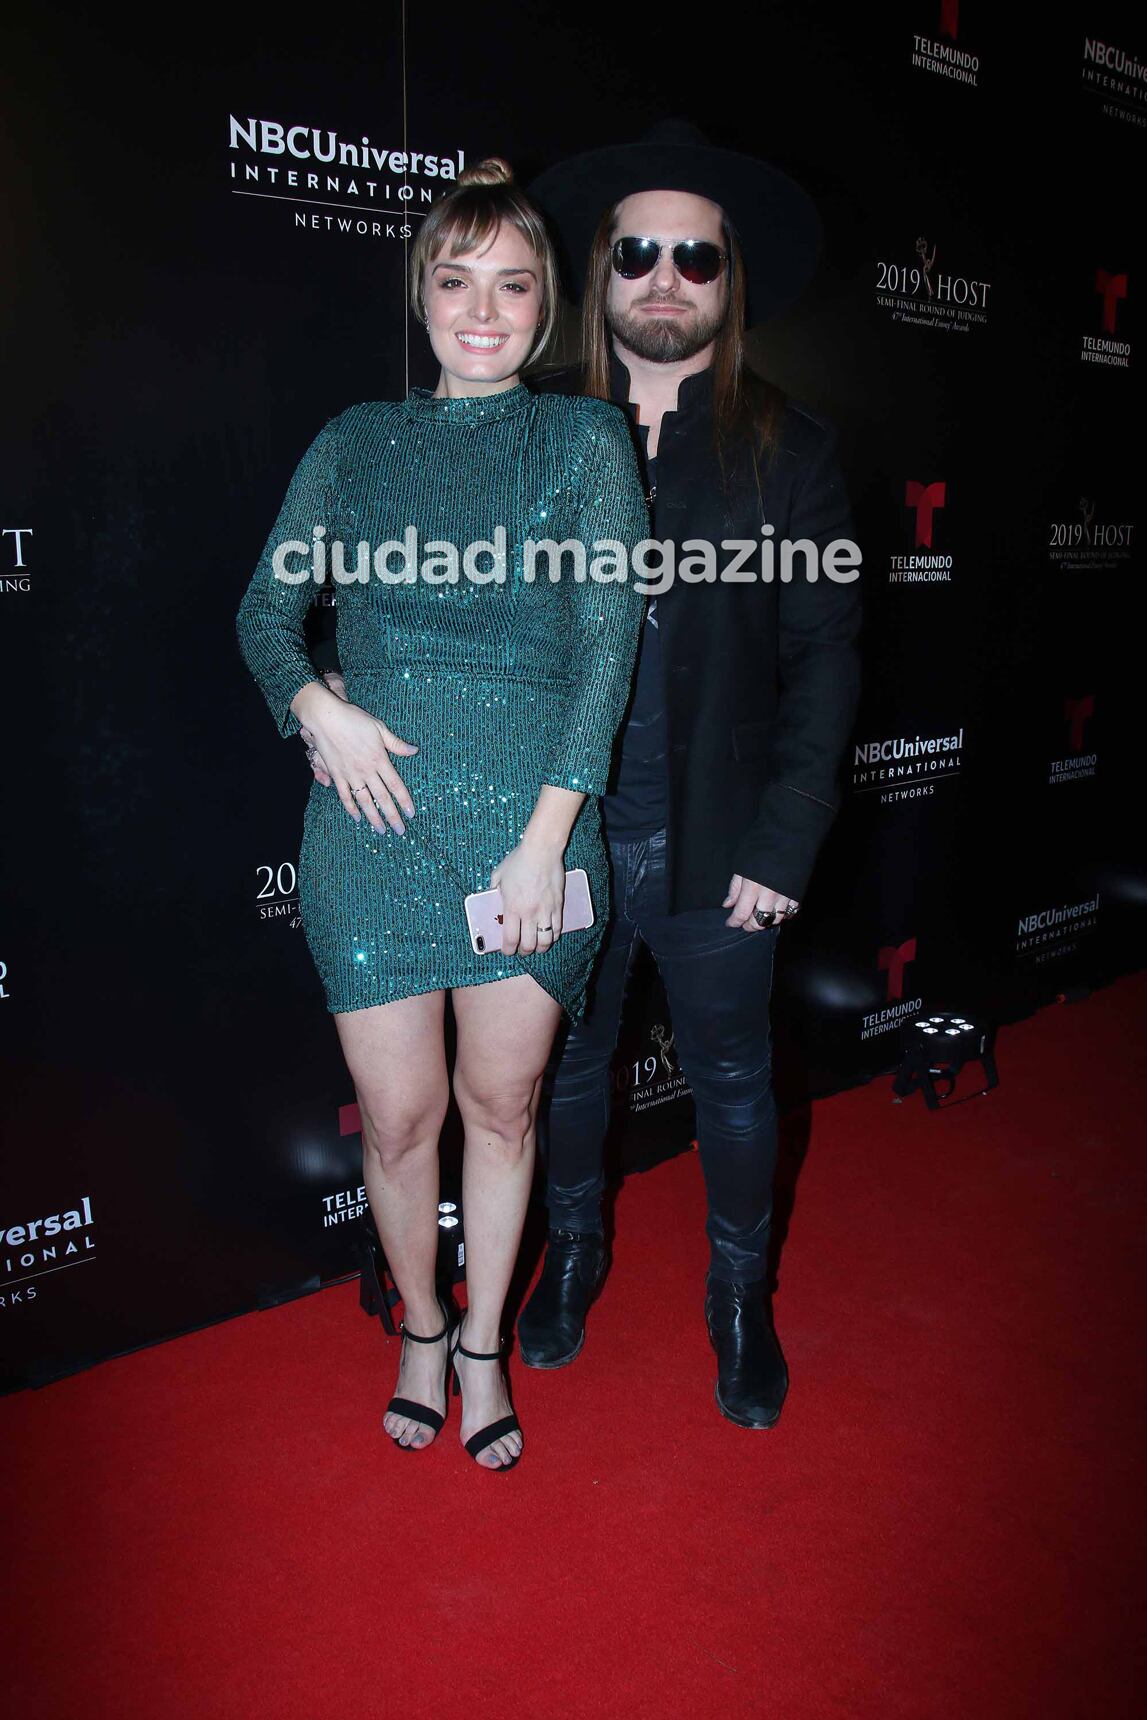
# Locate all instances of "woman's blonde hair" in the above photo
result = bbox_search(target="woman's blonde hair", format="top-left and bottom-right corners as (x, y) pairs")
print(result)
(408, 157), (560, 370)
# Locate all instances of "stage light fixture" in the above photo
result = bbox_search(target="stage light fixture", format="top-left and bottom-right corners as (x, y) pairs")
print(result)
(893, 1009), (998, 1109)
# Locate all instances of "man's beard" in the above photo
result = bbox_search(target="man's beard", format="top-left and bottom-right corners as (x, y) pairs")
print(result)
(607, 295), (727, 363)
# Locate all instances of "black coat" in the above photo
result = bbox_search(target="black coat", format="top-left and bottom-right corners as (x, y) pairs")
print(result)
(533, 349), (862, 909)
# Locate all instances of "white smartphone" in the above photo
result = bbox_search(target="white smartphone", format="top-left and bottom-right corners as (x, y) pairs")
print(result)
(464, 867), (595, 955)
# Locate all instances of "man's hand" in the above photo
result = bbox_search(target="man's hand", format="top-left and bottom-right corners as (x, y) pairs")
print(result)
(722, 873), (800, 932)
(300, 671), (347, 787)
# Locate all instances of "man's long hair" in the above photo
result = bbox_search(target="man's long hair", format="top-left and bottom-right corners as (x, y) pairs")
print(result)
(578, 202), (786, 493)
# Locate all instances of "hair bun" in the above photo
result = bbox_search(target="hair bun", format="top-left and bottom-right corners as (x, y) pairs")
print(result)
(457, 156), (515, 189)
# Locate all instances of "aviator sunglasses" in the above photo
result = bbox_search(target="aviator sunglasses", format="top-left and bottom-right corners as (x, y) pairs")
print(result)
(611, 236), (728, 285)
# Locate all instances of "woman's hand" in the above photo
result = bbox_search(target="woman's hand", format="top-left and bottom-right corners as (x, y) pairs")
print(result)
(491, 833), (566, 956)
(300, 671), (348, 788)
(293, 682), (418, 835)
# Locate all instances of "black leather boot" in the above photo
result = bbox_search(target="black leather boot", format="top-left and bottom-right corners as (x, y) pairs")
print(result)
(517, 1228), (607, 1369)
(705, 1273), (788, 1429)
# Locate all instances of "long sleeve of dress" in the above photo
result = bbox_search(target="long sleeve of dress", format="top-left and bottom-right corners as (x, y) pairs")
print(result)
(540, 400), (649, 795)
(235, 415), (341, 739)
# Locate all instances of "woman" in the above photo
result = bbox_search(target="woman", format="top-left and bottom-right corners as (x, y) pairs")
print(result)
(235, 159), (648, 1470)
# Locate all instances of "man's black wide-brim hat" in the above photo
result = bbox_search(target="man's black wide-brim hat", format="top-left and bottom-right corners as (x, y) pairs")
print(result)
(526, 119), (823, 326)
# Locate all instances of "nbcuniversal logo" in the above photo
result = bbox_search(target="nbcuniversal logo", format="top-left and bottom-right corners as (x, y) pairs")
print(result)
(852, 725), (964, 804)
(2, 1195), (96, 1307)
(227, 114), (466, 240)
(227, 116), (466, 188)
(1081, 37), (1147, 124)
(1016, 892), (1099, 961)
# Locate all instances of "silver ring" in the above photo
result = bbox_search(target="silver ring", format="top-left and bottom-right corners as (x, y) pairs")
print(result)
(782, 902), (799, 918)
(753, 907), (777, 928)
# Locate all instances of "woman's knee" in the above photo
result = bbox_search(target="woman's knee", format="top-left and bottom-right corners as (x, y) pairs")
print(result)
(453, 1070), (537, 1160)
(357, 1087), (448, 1171)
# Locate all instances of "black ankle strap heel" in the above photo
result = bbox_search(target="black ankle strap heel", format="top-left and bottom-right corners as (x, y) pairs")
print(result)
(401, 1318), (450, 1345)
(384, 1297), (454, 1449)
(452, 1339), (502, 1366)
(449, 1329), (523, 1471)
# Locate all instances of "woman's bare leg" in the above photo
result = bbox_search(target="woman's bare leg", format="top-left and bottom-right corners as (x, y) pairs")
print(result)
(451, 973), (563, 1467)
(334, 989), (450, 1448)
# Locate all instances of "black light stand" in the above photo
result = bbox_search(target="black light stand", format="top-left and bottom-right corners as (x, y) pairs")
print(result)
(892, 1010), (999, 1110)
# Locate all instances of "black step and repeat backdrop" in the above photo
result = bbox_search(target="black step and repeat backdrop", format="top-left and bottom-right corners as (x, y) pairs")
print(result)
(3, 5), (1143, 1388)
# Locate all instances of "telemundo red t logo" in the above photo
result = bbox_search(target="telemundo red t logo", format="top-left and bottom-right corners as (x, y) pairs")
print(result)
(1064, 695), (1094, 755)
(1095, 270), (1128, 335)
(904, 480), (947, 548)
(878, 937), (918, 1002)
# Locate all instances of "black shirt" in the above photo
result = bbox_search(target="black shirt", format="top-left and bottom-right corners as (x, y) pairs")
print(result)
(599, 426), (669, 841)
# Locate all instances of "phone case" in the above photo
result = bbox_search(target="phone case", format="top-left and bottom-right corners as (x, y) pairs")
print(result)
(464, 867), (595, 954)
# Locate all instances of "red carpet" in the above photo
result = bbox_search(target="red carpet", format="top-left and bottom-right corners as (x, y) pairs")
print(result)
(3, 976), (1144, 1720)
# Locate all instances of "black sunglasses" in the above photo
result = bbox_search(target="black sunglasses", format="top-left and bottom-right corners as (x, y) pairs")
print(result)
(610, 236), (728, 286)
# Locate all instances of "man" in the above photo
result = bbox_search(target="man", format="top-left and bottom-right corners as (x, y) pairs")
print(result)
(513, 122), (862, 1429)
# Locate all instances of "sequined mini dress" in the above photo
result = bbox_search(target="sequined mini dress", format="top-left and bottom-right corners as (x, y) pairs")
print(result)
(236, 382), (648, 1021)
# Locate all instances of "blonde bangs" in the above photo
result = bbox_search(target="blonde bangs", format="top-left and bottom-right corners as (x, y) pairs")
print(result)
(409, 189), (560, 370)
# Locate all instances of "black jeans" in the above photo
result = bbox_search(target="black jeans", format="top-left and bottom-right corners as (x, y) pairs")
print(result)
(540, 828), (779, 1282)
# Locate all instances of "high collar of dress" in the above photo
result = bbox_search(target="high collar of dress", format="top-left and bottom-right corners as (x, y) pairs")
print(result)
(402, 381), (533, 423)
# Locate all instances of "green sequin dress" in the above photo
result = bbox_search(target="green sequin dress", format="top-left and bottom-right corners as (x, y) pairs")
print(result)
(236, 382), (648, 1022)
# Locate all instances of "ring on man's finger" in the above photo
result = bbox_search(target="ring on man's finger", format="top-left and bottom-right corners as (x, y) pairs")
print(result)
(753, 907), (777, 928)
